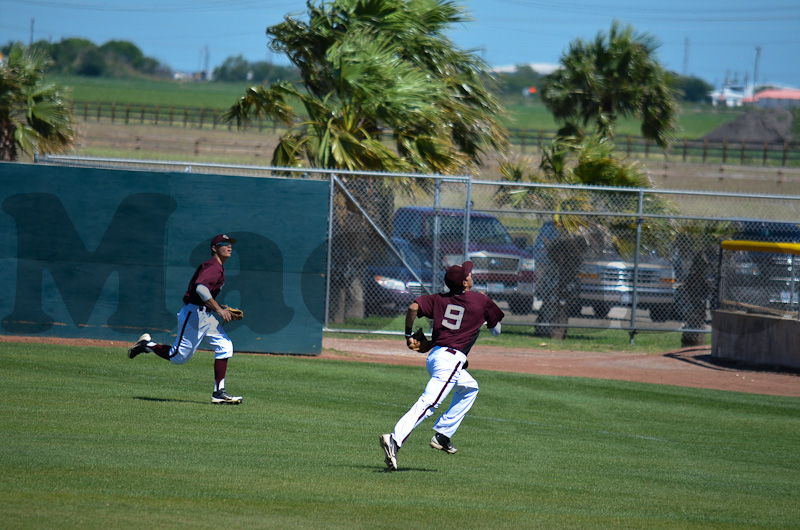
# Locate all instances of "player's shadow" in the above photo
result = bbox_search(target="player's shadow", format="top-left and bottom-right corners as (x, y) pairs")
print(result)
(133, 396), (207, 405)
(365, 466), (438, 474)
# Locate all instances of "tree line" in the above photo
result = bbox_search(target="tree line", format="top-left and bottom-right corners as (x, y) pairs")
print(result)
(2, 36), (711, 103)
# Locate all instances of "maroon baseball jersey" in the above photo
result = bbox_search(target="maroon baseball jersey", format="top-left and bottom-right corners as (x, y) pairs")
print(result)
(414, 290), (504, 355)
(182, 257), (225, 305)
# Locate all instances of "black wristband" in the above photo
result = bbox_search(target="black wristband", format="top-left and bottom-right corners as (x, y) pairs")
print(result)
(405, 327), (413, 338)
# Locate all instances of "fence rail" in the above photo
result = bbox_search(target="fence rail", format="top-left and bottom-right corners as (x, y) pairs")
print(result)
(70, 100), (800, 168)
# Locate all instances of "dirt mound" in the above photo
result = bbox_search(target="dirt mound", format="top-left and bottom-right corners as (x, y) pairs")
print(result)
(703, 109), (794, 143)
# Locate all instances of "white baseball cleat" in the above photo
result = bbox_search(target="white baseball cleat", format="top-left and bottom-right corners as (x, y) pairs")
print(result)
(380, 434), (398, 471)
(128, 333), (152, 359)
(212, 388), (243, 405)
(430, 432), (457, 454)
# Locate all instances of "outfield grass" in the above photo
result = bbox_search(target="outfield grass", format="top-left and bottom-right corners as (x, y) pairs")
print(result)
(2, 342), (798, 529)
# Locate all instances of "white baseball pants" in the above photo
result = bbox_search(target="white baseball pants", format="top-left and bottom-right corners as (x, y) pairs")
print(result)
(168, 304), (233, 365)
(392, 345), (479, 446)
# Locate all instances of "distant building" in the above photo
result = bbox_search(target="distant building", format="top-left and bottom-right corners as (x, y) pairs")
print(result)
(709, 83), (753, 107)
(750, 89), (800, 109)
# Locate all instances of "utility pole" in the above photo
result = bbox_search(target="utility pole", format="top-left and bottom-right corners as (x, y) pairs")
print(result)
(753, 46), (762, 92)
(683, 37), (689, 76)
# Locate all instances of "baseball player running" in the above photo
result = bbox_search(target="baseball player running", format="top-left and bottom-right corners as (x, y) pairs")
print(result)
(127, 234), (243, 405)
(380, 261), (504, 471)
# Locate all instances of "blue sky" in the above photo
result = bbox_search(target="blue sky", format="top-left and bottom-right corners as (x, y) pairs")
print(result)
(3, 0), (799, 88)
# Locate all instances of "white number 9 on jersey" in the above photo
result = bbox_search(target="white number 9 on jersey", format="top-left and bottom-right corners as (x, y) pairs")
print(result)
(442, 304), (464, 330)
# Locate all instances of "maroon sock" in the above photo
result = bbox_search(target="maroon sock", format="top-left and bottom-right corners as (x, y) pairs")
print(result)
(214, 359), (228, 390)
(152, 344), (171, 360)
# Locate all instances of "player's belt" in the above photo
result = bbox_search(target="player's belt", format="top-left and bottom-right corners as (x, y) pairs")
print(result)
(446, 348), (458, 355)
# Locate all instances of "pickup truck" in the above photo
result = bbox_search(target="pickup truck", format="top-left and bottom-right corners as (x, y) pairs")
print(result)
(531, 221), (679, 321)
(387, 206), (536, 313)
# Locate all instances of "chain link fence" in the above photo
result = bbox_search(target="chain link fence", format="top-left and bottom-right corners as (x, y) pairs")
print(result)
(39, 155), (800, 341)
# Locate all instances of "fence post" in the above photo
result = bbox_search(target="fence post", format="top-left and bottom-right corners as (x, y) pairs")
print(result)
(111, 102), (116, 124)
(183, 108), (189, 128)
(154, 105), (159, 126)
(125, 104), (131, 125)
(140, 105), (145, 124)
(169, 106), (174, 127)
(740, 141), (746, 165)
(783, 142), (789, 166)
(763, 141), (768, 166)
(628, 188), (645, 345)
(703, 138), (708, 163)
(432, 178), (442, 296)
(722, 140), (728, 164)
(538, 129), (543, 154)
(520, 129), (526, 154)
(84, 102), (89, 121)
(213, 109), (218, 130)
(683, 139), (688, 162)
(199, 108), (204, 130)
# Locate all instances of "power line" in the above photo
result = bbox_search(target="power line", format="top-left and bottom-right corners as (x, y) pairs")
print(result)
(4, 0), (293, 13)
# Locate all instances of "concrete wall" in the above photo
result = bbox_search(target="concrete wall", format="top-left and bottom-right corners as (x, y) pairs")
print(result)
(711, 310), (800, 369)
(1, 163), (328, 354)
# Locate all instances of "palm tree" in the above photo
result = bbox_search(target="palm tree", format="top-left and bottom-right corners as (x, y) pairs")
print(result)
(224, 0), (506, 173)
(496, 135), (676, 338)
(0, 44), (75, 161)
(541, 20), (679, 148)
(223, 0), (508, 321)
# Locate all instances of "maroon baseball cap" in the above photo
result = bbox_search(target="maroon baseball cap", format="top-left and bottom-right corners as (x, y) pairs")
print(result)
(444, 261), (473, 293)
(211, 234), (237, 246)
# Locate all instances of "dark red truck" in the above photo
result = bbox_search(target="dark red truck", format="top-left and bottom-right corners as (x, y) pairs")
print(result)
(391, 207), (536, 314)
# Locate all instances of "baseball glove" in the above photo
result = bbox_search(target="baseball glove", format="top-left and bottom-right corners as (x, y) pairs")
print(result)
(222, 305), (244, 320)
(407, 328), (433, 353)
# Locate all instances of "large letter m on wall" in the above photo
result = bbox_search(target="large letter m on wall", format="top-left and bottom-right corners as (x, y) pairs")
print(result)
(3, 193), (176, 334)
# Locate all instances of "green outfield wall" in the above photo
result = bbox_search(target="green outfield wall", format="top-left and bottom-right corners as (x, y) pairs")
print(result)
(0, 163), (328, 354)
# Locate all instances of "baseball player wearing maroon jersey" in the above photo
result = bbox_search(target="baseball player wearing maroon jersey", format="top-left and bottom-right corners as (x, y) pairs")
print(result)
(127, 234), (243, 405)
(380, 261), (504, 471)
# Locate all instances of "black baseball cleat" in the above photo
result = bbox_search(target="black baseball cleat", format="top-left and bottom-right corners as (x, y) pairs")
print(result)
(379, 434), (398, 471)
(430, 432), (457, 454)
(212, 388), (243, 405)
(128, 333), (151, 359)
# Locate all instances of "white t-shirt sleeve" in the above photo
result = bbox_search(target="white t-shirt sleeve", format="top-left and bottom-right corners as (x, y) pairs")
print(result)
(195, 284), (213, 302)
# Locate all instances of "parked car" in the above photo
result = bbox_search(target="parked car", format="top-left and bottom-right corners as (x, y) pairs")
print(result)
(390, 207), (536, 313)
(362, 238), (432, 315)
(723, 220), (800, 311)
(531, 221), (679, 321)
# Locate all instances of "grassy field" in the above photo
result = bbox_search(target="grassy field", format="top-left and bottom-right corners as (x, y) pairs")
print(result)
(2, 342), (798, 529)
(54, 75), (256, 109)
(56, 75), (743, 139)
